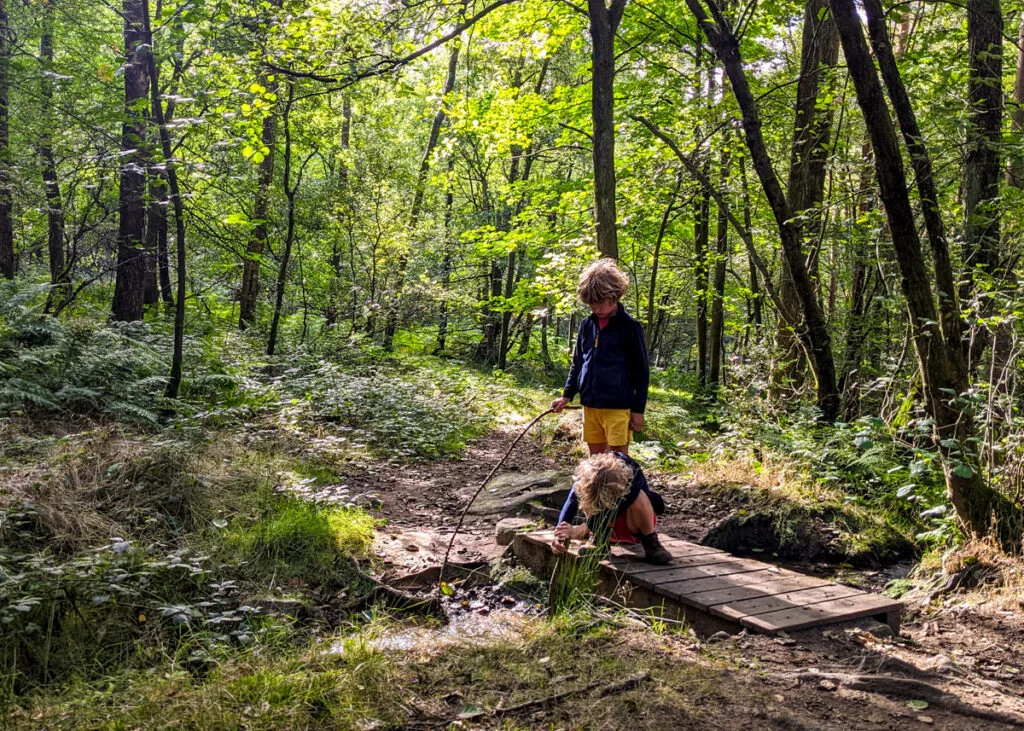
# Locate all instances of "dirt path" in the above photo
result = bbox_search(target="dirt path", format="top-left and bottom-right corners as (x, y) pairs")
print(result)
(341, 428), (1024, 728)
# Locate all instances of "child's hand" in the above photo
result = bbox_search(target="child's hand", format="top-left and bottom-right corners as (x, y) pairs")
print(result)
(551, 521), (572, 554)
(551, 397), (570, 413)
(629, 412), (645, 432)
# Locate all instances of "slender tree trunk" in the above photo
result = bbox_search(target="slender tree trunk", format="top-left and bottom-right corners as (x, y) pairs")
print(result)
(40, 1), (68, 303)
(588, 0), (627, 259)
(267, 84), (299, 357)
(685, 0), (840, 420)
(736, 154), (762, 342)
(540, 303), (553, 369)
(1008, 13), (1024, 186)
(831, 0), (1019, 548)
(238, 101), (277, 330)
(838, 137), (878, 421)
(709, 152), (730, 392)
(497, 249), (517, 370)
(143, 170), (163, 305)
(327, 95), (352, 328)
(776, 0), (839, 380)
(0, 0), (11, 280)
(435, 161), (455, 353)
(384, 37), (460, 351)
(141, 1), (187, 398)
(112, 0), (150, 321)
(645, 172), (682, 349)
(961, 0), (1003, 368)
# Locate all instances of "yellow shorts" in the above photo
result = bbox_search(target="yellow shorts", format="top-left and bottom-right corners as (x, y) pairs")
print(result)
(582, 407), (632, 446)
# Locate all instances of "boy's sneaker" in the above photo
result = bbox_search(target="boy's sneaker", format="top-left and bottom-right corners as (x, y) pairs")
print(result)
(640, 532), (672, 565)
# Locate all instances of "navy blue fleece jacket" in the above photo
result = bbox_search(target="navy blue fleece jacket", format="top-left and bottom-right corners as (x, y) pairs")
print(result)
(562, 303), (649, 414)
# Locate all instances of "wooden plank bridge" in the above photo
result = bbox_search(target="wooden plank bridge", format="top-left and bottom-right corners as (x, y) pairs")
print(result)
(513, 529), (902, 636)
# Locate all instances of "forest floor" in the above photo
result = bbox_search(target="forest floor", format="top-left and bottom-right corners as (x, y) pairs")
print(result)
(346, 423), (1024, 730)
(6, 363), (1024, 729)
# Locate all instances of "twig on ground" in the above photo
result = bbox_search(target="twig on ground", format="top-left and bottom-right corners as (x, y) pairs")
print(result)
(455, 671), (653, 721)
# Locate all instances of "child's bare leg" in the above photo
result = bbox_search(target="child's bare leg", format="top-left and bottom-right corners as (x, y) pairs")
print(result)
(625, 491), (671, 564)
(587, 442), (609, 455)
(610, 443), (628, 455)
(624, 490), (656, 535)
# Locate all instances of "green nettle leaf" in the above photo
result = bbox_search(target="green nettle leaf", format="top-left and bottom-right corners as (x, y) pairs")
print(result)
(896, 485), (916, 499)
(212, 518), (228, 529)
(907, 700), (929, 711)
(854, 436), (873, 450)
(953, 463), (974, 479)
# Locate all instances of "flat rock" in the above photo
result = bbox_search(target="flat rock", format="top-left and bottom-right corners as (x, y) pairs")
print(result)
(467, 470), (572, 517)
(495, 517), (535, 546)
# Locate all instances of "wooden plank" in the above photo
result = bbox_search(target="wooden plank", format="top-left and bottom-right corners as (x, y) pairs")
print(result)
(604, 550), (737, 577)
(709, 584), (865, 623)
(741, 593), (903, 633)
(682, 576), (833, 606)
(658, 568), (810, 598)
(636, 561), (777, 597)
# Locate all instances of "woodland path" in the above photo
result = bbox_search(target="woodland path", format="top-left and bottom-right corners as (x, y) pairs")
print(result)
(334, 425), (1024, 729)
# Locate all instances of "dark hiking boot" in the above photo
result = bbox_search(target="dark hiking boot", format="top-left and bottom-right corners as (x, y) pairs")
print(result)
(640, 532), (672, 565)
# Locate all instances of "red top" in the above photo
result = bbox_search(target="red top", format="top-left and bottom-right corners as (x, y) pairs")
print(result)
(596, 315), (611, 330)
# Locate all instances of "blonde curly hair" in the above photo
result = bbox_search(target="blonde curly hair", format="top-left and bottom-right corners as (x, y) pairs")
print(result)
(577, 258), (629, 306)
(574, 452), (632, 517)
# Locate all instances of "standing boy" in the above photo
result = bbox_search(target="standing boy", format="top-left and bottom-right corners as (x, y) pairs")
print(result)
(551, 258), (649, 455)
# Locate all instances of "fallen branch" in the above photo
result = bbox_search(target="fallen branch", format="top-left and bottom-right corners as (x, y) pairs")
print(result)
(456, 671), (652, 721)
(785, 670), (1024, 726)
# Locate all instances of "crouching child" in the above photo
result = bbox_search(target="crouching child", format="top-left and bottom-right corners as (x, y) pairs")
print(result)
(551, 451), (671, 565)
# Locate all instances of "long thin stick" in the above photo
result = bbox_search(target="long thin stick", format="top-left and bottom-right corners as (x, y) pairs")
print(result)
(438, 406), (574, 593)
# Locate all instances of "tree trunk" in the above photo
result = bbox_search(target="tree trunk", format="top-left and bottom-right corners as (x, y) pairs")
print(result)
(738, 154), (762, 342)
(435, 163), (455, 354)
(838, 138), (878, 421)
(685, 0), (840, 421)
(831, 0), (1019, 548)
(961, 0), (1003, 367)
(776, 0), (839, 381)
(861, 0), (963, 372)
(141, 1), (187, 398)
(267, 84), (299, 357)
(695, 160), (711, 389)
(112, 0), (150, 321)
(384, 38), (460, 351)
(709, 152), (730, 392)
(143, 170), (164, 305)
(238, 101), (277, 330)
(588, 0), (627, 259)
(1008, 13), (1024, 186)
(540, 303), (553, 369)
(645, 172), (681, 349)
(40, 1), (68, 303)
(0, 0), (11, 280)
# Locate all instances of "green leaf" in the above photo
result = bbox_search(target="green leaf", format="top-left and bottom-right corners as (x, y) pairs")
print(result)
(440, 581), (454, 596)
(953, 463), (974, 479)
(907, 700), (929, 711)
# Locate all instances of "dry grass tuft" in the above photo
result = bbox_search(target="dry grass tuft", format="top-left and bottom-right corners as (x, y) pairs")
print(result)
(0, 430), (257, 552)
(690, 452), (808, 495)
